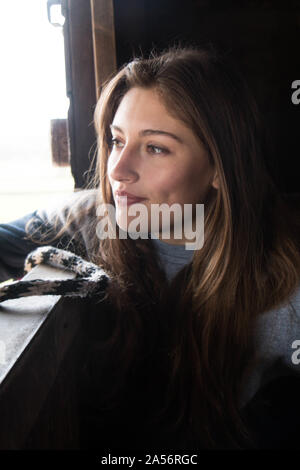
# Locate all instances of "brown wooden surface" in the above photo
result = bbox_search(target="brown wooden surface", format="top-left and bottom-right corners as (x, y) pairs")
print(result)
(62, 0), (97, 189)
(50, 119), (70, 166)
(90, 0), (117, 99)
(0, 296), (85, 449)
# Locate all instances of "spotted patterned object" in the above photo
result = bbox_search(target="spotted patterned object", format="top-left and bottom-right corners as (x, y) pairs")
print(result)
(0, 246), (109, 303)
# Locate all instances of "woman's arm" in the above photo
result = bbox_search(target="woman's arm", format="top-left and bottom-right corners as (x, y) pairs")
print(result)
(0, 212), (46, 282)
(0, 189), (99, 283)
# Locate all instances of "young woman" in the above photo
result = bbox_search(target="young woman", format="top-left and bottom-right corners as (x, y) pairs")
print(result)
(0, 46), (300, 450)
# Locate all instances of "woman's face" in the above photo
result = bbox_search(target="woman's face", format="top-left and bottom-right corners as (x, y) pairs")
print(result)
(107, 86), (216, 244)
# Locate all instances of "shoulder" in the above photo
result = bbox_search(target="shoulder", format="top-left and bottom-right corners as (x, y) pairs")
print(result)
(35, 189), (99, 225)
(23, 189), (100, 254)
(254, 283), (300, 371)
(240, 285), (300, 407)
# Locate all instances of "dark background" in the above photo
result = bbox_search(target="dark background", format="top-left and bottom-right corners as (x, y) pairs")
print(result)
(113, 0), (300, 194)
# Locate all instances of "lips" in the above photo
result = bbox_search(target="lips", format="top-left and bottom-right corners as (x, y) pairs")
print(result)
(115, 190), (146, 206)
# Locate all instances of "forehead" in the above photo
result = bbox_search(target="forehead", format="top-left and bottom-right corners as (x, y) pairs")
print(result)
(112, 87), (181, 129)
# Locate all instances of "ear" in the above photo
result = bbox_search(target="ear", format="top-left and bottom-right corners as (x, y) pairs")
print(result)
(212, 171), (219, 190)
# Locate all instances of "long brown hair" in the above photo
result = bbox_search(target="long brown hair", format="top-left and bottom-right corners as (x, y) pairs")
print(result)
(26, 46), (300, 448)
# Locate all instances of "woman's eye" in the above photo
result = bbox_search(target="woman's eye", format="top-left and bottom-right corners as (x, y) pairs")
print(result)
(147, 144), (169, 155)
(111, 137), (124, 148)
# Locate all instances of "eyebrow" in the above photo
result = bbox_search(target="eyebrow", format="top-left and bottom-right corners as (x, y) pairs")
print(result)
(110, 124), (183, 143)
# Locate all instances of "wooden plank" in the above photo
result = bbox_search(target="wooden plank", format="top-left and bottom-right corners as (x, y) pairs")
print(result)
(62, 0), (97, 188)
(90, 0), (117, 99)
(0, 265), (83, 449)
(50, 119), (70, 166)
(0, 265), (75, 387)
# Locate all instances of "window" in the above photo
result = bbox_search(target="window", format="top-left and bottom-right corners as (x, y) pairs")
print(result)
(0, 0), (74, 223)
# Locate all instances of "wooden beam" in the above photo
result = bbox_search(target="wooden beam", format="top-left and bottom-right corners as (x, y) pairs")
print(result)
(62, 0), (97, 189)
(90, 0), (117, 99)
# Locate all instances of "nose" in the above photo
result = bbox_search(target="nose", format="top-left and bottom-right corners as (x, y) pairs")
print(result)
(108, 144), (139, 183)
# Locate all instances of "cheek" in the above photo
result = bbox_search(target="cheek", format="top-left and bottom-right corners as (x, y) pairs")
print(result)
(159, 164), (197, 190)
(157, 161), (212, 203)
(185, 157), (213, 192)
(146, 168), (184, 200)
